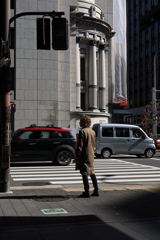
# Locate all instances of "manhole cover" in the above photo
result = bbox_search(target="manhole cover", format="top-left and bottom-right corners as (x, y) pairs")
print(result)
(23, 182), (50, 186)
(31, 195), (72, 202)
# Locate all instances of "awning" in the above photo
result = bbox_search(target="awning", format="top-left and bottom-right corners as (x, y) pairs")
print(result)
(113, 109), (132, 115)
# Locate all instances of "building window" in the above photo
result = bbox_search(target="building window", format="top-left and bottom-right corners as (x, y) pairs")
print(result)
(139, 36), (142, 45)
(146, 63), (149, 72)
(139, 66), (142, 75)
(151, 28), (155, 37)
(80, 58), (85, 81)
(145, 32), (148, 41)
(134, 91), (137, 106)
(145, 47), (149, 56)
(81, 93), (85, 111)
(145, 2), (148, 12)
(140, 90), (143, 105)
(134, 68), (137, 77)
(152, 44), (155, 53)
(134, 39), (137, 48)
(151, 0), (155, 6)
(139, 7), (142, 16)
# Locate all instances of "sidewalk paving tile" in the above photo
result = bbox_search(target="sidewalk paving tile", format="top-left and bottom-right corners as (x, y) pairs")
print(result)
(0, 187), (160, 239)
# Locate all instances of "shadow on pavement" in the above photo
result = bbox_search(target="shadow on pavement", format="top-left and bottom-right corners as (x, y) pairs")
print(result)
(101, 187), (160, 219)
(118, 189), (160, 219)
(0, 215), (135, 240)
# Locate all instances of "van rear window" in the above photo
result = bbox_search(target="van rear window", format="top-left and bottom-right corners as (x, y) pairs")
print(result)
(102, 128), (113, 137)
(116, 128), (129, 137)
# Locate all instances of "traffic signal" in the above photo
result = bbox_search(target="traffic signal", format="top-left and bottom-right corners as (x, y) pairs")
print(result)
(11, 103), (16, 113)
(37, 18), (51, 50)
(52, 18), (68, 50)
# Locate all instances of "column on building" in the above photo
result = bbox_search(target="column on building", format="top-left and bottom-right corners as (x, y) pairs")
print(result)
(89, 40), (98, 111)
(99, 44), (106, 112)
(76, 37), (81, 110)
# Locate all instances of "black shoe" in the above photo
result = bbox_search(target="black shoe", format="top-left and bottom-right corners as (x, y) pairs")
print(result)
(78, 191), (90, 198)
(91, 190), (99, 197)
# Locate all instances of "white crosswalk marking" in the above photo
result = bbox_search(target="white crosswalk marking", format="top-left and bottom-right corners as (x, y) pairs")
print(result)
(10, 159), (160, 184)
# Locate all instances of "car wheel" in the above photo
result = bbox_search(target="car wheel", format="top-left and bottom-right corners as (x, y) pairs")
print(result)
(56, 149), (73, 166)
(136, 154), (143, 158)
(145, 149), (155, 158)
(102, 148), (111, 158)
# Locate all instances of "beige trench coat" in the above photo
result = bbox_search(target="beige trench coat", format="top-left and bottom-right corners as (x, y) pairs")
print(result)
(76, 127), (95, 175)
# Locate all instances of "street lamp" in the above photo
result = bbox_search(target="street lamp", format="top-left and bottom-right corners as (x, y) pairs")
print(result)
(152, 49), (160, 136)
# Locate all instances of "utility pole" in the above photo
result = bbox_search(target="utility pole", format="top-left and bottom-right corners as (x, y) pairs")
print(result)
(0, 0), (11, 192)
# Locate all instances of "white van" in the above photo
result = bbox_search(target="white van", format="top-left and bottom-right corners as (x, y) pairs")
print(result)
(92, 123), (156, 158)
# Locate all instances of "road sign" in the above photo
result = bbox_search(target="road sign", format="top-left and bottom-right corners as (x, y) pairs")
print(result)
(41, 208), (67, 214)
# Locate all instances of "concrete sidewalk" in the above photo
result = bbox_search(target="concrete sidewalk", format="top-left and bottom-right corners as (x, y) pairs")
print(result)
(0, 185), (160, 240)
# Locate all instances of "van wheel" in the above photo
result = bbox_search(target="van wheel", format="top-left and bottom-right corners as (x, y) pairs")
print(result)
(102, 149), (111, 158)
(144, 149), (154, 158)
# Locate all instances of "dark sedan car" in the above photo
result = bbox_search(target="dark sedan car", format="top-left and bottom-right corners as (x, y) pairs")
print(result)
(11, 125), (76, 165)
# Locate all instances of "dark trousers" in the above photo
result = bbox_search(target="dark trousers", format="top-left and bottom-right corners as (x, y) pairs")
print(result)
(82, 174), (98, 191)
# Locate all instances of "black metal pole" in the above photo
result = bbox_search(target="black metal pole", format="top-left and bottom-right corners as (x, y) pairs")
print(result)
(10, 11), (65, 24)
(0, 0), (11, 192)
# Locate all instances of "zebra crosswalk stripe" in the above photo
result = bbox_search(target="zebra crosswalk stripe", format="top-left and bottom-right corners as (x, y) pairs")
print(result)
(10, 159), (160, 184)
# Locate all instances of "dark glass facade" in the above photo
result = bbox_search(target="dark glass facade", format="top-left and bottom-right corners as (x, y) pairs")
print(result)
(126, 0), (160, 121)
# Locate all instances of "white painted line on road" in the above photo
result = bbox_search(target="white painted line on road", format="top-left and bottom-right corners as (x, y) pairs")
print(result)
(151, 158), (160, 161)
(11, 167), (158, 175)
(12, 173), (160, 181)
(10, 165), (128, 171)
(10, 164), (132, 171)
(101, 178), (160, 183)
(50, 181), (84, 184)
(13, 176), (93, 181)
(11, 171), (160, 178)
(11, 166), (156, 173)
(102, 174), (160, 179)
(113, 159), (160, 170)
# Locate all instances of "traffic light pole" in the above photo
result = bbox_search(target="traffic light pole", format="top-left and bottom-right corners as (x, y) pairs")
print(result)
(10, 11), (65, 24)
(0, 0), (11, 192)
(0, 9), (66, 192)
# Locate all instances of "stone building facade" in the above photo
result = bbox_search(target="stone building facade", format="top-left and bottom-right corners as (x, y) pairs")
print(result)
(9, 0), (119, 130)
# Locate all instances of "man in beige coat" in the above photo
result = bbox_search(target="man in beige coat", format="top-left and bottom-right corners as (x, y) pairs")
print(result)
(75, 115), (99, 198)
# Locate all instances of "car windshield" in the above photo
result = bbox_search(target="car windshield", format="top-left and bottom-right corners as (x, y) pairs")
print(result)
(12, 130), (22, 140)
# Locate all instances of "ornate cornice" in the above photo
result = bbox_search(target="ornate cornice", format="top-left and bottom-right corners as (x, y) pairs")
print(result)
(70, 13), (112, 38)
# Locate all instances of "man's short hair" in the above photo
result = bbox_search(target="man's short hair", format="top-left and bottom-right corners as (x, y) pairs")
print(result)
(80, 115), (91, 127)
